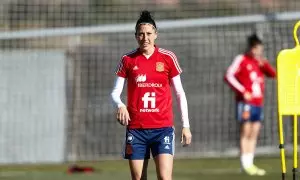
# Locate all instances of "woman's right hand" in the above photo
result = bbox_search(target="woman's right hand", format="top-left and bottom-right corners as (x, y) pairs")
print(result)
(116, 106), (130, 126)
(243, 91), (252, 102)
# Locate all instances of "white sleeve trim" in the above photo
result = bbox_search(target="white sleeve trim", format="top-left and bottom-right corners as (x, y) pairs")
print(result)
(225, 55), (245, 93)
(171, 75), (190, 128)
(110, 76), (126, 108)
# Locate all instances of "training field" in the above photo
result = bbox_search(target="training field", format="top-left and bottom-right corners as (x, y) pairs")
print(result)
(0, 157), (295, 180)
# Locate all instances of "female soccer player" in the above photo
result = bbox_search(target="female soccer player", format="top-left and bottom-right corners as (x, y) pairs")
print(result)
(111, 10), (192, 180)
(224, 34), (276, 176)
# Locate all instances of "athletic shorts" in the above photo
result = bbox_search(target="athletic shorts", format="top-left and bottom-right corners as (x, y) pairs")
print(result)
(123, 127), (175, 160)
(236, 101), (263, 122)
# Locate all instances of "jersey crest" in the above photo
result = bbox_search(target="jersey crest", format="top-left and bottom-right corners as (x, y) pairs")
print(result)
(156, 62), (164, 72)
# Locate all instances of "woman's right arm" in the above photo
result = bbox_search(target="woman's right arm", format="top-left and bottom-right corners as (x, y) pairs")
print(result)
(111, 76), (130, 126)
(111, 76), (126, 108)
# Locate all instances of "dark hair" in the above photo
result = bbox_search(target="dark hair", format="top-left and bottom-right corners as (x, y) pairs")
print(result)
(135, 10), (157, 33)
(247, 33), (263, 49)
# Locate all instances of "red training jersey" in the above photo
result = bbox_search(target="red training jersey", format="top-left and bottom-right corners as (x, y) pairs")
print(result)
(224, 54), (276, 106)
(115, 46), (182, 129)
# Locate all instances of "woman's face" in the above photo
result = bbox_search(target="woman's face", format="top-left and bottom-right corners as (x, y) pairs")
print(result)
(251, 44), (264, 59)
(135, 23), (157, 52)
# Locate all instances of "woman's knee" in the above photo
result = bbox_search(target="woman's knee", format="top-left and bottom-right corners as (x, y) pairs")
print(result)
(129, 159), (148, 180)
(157, 174), (172, 180)
(154, 154), (173, 180)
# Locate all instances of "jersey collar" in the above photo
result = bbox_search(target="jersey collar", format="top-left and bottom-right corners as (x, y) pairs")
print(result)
(137, 45), (159, 59)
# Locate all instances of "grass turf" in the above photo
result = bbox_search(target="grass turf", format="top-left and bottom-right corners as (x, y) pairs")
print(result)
(0, 157), (296, 180)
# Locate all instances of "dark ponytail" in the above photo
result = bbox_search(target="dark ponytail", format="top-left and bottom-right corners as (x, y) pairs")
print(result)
(135, 10), (157, 33)
(247, 33), (262, 49)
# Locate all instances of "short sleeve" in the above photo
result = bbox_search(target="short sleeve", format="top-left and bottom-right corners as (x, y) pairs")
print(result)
(115, 56), (128, 78)
(167, 51), (182, 78)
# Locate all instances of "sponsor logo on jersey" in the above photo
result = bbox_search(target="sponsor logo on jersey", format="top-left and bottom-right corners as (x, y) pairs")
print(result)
(140, 92), (159, 112)
(133, 65), (139, 70)
(135, 74), (163, 88)
(138, 83), (162, 88)
(136, 74), (146, 82)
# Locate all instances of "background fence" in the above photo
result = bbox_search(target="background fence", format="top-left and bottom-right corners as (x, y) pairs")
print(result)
(0, 0), (300, 164)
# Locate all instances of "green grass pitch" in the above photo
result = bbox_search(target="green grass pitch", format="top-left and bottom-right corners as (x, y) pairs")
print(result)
(0, 157), (296, 180)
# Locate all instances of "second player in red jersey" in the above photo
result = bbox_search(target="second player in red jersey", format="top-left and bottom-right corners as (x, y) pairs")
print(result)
(224, 53), (276, 106)
(116, 46), (182, 129)
(224, 34), (276, 176)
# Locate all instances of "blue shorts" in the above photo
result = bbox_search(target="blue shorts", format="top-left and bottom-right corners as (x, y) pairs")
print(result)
(236, 102), (263, 122)
(123, 127), (175, 160)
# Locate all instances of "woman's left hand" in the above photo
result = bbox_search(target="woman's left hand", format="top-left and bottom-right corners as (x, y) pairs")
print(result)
(181, 127), (192, 147)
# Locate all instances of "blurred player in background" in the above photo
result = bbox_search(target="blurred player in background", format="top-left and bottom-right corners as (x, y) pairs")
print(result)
(224, 34), (276, 176)
(111, 10), (192, 180)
